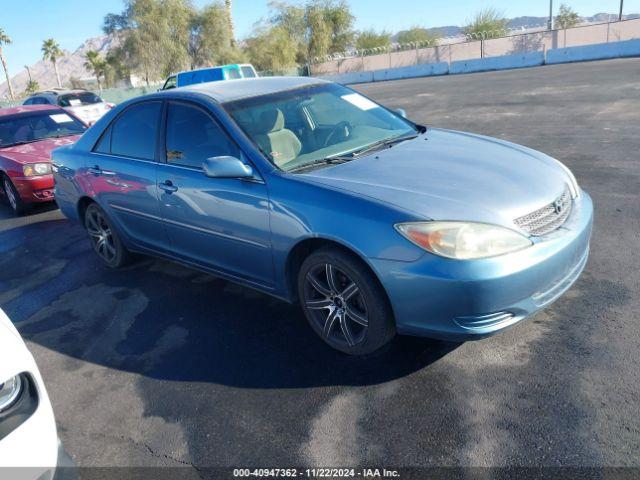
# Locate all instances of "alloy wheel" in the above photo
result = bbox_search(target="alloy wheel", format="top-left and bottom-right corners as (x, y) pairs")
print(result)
(85, 207), (117, 263)
(303, 263), (369, 348)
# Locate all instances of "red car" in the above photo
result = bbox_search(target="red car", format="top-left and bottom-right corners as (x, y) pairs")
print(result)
(0, 105), (86, 215)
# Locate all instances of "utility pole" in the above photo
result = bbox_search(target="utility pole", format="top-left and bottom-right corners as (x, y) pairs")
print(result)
(619, 0), (624, 21)
(548, 0), (554, 30)
(25, 65), (31, 82)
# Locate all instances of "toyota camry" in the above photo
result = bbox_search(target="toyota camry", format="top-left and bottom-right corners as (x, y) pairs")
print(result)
(51, 77), (592, 355)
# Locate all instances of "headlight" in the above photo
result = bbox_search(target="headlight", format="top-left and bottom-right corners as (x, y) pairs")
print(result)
(22, 163), (52, 177)
(0, 374), (23, 413)
(395, 221), (533, 260)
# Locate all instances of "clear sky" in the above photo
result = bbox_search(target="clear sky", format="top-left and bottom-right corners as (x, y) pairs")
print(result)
(2, 0), (637, 76)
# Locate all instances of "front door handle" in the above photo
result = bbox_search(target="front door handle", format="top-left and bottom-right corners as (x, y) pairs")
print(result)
(159, 180), (178, 194)
(88, 165), (116, 176)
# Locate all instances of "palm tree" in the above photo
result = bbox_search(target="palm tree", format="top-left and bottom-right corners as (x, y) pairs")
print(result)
(84, 50), (105, 91)
(42, 38), (63, 87)
(25, 80), (39, 95)
(0, 28), (14, 100)
(225, 0), (235, 47)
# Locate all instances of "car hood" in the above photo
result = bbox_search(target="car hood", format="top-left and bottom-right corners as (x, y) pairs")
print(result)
(0, 136), (79, 165)
(300, 128), (572, 229)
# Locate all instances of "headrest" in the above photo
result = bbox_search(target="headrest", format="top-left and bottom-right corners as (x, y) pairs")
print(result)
(256, 109), (285, 134)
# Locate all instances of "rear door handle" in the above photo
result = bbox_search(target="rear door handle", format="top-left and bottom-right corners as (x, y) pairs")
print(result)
(88, 165), (116, 176)
(159, 180), (178, 193)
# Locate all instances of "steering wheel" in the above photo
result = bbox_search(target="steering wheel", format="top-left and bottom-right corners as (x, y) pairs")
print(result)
(324, 121), (352, 147)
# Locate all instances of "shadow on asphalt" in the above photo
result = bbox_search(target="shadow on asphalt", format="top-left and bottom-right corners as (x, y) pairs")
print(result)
(1, 211), (460, 389)
(0, 199), (59, 218)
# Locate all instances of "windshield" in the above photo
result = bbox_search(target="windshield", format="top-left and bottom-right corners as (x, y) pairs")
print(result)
(58, 92), (102, 107)
(223, 83), (417, 172)
(163, 76), (177, 90)
(0, 111), (87, 148)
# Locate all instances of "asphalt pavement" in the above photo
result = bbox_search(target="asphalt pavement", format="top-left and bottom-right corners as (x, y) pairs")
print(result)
(1, 58), (639, 474)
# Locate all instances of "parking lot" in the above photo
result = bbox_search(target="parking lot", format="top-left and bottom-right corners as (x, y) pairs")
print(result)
(1, 57), (639, 471)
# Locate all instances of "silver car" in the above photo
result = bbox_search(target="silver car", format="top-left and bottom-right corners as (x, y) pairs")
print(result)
(23, 89), (114, 125)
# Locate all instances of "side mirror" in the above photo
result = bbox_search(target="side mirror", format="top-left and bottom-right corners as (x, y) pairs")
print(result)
(395, 108), (407, 118)
(203, 156), (254, 179)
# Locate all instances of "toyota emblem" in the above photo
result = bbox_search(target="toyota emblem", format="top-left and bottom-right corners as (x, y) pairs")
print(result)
(553, 200), (564, 214)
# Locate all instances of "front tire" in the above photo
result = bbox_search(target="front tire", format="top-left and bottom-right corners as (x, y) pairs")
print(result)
(2, 175), (29, 215)
(84, 203), (131, 268)
(298, 247), (396, 355)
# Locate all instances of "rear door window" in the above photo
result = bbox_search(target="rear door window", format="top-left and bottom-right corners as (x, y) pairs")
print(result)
(110, 102), (162, 160)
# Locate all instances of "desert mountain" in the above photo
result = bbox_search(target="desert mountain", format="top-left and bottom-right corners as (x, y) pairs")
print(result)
(1, 35), (119, 98)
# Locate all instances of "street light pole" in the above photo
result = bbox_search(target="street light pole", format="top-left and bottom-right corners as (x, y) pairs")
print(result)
(619, 0), (624, 21)
(548, 0), (554, 30)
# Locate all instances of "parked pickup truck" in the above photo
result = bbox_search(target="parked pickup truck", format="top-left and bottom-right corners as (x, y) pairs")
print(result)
(160, 64), (258, 90)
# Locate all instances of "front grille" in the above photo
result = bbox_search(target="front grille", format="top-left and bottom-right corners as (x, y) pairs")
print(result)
(514, 185), (572, 236)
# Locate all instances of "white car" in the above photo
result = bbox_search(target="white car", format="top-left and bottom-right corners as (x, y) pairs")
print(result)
(23, 89), (114, 125)
(0, 308), (68, 479)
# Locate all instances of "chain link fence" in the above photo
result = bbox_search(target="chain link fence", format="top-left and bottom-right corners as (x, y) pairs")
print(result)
(309, 18), (640, 76)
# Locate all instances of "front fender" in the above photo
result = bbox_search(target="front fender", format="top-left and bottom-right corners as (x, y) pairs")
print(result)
(267, 172), (426, 298)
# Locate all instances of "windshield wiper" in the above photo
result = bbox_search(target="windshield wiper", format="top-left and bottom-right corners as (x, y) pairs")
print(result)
(349, 133), (420, 158)
(287, 154), (354, 173)
(287, 133), (420, 174)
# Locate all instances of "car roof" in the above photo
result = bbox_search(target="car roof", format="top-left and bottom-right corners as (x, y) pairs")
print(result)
(180, 76), (329, 103)
(31, 88), (91, 97)
(0, 104), (64, 117)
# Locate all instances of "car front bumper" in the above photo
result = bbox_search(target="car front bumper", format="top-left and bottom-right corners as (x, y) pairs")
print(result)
(372, 191), (593, 341)
(1, 310), (60, 478)
(11, 174), (55, 204)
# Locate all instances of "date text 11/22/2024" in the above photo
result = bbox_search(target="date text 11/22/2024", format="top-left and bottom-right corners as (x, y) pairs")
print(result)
(232, 468), (400, 477)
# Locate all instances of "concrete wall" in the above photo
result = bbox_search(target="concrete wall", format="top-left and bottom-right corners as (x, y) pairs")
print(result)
(450, 51), (545, 74)
(546, 38), (640, 64)
(372, 62), (449, 82)
(319, 71), (374, 85)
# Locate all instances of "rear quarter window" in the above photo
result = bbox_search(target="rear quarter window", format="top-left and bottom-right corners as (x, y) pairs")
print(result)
(94, 127), (112, 154)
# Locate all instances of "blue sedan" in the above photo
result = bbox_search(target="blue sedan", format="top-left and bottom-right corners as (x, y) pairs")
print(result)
(52, 77), (592, 355)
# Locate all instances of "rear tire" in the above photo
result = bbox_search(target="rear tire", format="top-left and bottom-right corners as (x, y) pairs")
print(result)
(84, 203), (131, 268)
(2, 174), (29, 216)
(298, 247), (396, 355)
